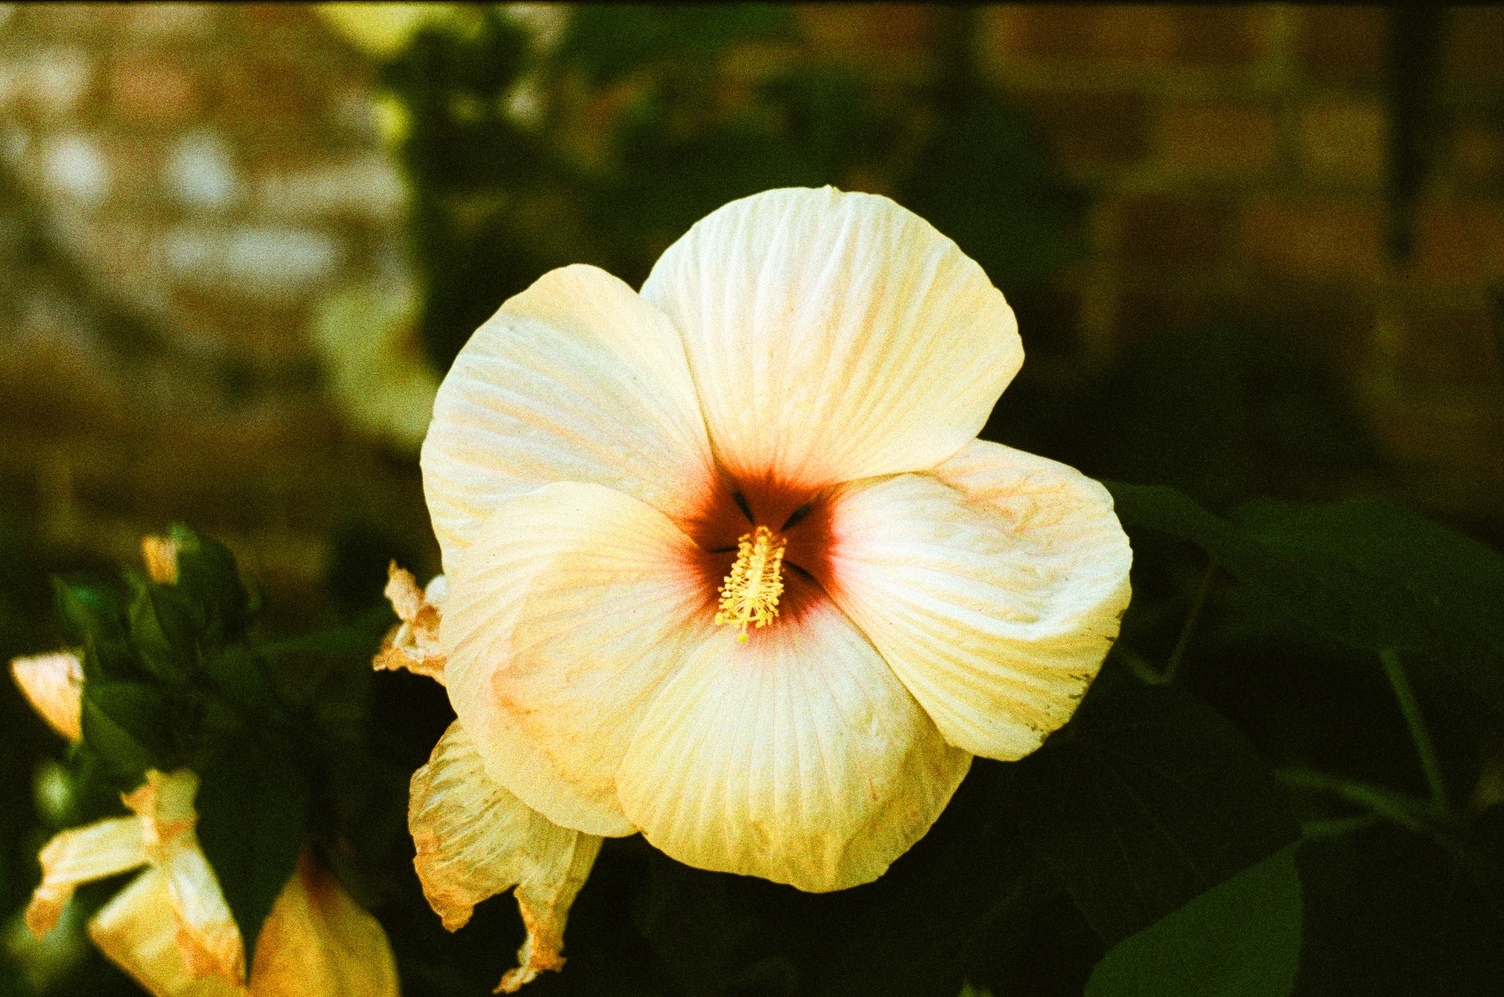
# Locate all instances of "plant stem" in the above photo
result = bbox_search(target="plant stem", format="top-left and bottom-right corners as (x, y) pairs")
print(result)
(1379, 648), (1450, 816)
(1275, 767), (1435, 835)
(1162, 559), (1217, 684)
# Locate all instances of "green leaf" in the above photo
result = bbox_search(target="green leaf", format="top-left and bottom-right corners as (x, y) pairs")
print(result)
(194, 736), (308, 960)
(1085, 844), (1301, 997)
(1295, 821), (1504, 997)
(80, 682), (174, 783)
(634, 854), (797, 997)
(127, 578), (197, 682)
(168, 525), (252, 641)
(1009, 682), (1298, 945)
(813, 766), (1039, 997)
(54, 578), (134, 681)
(1107, 484), (1504, 713)
(200, 644), (275, 716)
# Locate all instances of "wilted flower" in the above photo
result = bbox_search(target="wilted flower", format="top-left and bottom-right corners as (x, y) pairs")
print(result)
(27, 767), (248, 989)
(13, 560), (400, 997)
(385, 186), (1132, 987)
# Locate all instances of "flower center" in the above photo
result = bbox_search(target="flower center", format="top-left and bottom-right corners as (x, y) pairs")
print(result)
(714, 525), (787, 642)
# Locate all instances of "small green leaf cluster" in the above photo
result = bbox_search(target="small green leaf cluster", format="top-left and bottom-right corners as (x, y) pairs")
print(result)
(52, 527), (393, 962)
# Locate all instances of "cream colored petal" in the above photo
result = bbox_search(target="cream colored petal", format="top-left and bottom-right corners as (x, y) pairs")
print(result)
(88, 868), (245, 997)
(640, 186), (1021, 491)
(822, 440), (1132, 761)
(409, 721), (601, 993)
(124, 770), (201, 850)
(10, 651), (84, 741)
(374, 563), (447, 684)
(616, 594), (971, 893)
(447, 482), (714, 834)
(27, 817), (149, 937)
(421, 263), (715, 569)
(247, 852), (399, 997)
(122, 771), (246, 985)
(160, 841), (245, 986)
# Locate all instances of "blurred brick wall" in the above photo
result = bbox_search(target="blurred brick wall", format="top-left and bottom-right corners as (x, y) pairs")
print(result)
(803, 4), (1504, 519)
(0, 3), (434, 619)
(1, 2), (1500, 618)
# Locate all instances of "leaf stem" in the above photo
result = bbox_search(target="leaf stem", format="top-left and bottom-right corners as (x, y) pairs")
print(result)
(1379, 648), (1450, 816)
(1275, 767), (1435, 834)
(1162, 559), (1217, 684)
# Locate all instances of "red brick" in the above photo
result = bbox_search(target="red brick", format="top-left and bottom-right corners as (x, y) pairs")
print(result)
(1297, 7), (1386, 86)
(798, 4), (940, 64)
(1020, 91), (1149, 168)
(1082, 6), (1178, 63)
(1116, 195), (1234, 266)
(109, 58), (200, 123)
(1409, 204), (1504, 287)
(1154, 105), (1280, 178)
(1172, 8), (1263, 66)
(1452, 126), (1504, 191)
(1243, 200), (1386, 280)
(1443, 8), (1504, 85)
(1299, 98), (1387, 187)
(1395, 302), (1503, 391)
(990, 5), (1101, 60)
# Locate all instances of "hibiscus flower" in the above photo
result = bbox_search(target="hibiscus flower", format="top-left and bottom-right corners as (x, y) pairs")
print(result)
(389, 186), (1132, 988)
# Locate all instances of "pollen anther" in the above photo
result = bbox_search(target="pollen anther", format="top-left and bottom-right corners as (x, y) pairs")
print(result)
(714, 526), (787, 641)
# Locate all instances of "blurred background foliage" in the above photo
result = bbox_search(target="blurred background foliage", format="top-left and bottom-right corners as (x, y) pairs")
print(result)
(1, 4), (1501, 997)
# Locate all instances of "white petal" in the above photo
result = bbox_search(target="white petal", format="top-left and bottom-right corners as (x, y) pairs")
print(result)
(10, 651), (84, 741)
(27, 817), (149, 937)
(88, 868), (244, 997)
(247, 852), (400, 997)
(447, 482), (715, 835)
(409, 721), (601, 993)
(821, 440), (1132, 760)
(421, 264), (716, 569)
(640, 187), (1020, 491)
(616, 592), (971, 892)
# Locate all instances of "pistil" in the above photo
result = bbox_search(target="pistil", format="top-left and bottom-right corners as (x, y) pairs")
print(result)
(714, 526), (786, 641)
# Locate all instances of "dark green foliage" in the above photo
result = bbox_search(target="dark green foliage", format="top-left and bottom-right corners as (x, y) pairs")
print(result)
(380, 4), (1084, 371)
(1010, 682), (1297, 945)
(1084, 845), (1301, 997)
(10, 526), (398, 991)
(1295, 820), (1504, 997)
(195, 736), (310, 961)
(899, 93), (1087, 295)
(1109, 484), (1504, 714)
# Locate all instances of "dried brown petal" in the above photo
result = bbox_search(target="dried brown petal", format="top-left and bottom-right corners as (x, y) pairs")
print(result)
(374, 562), (447, 684)
(409, 721), (601, 991)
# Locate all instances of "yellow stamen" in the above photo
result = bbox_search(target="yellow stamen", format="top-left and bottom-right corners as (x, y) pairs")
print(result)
(714, 526), (786, 642)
